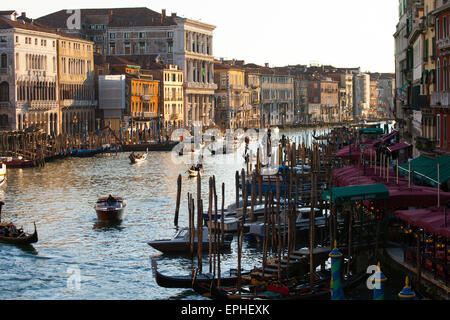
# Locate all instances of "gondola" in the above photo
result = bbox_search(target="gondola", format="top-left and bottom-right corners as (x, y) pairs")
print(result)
(0, 222), (38, 245)
(151, 259), (240, 289)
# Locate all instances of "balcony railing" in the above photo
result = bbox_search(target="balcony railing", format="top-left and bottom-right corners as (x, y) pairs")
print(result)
(431, 91), (450, 106)
(416, 136), (436, 153)
(131, 111), (157, 119)
(437, 37), (450, 50)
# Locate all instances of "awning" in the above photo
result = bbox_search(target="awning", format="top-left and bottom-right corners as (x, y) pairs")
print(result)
(396, 207), (450, 238)
(322, 184), (389, 204)
(380, 130), (399, 144)
(387, 142), (411, 153)
(399, 155), (450, 187)
(359, 128), (384, 135)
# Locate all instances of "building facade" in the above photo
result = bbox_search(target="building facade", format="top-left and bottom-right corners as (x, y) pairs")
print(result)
(0, 14), (59, 134)
(58, 35), (96, 135)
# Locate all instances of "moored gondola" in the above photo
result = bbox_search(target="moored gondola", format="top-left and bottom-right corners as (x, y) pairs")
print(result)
(151, 259), (241, 289)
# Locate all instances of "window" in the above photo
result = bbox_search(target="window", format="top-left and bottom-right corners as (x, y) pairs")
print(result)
(15, 36), (18, 43)
(109, 42), (116, 55)
(123, 33), (130, 39)
(110, 33), (116, 39)
(139, 42), (146, 53)
(437, 114), (441, 142)
(35, 38), (38, 45)
(0, 36), (7, 43)
(15, 53), (19, 70)
(0, 53), (6, 69)
(124, 42), (131, 55)
(168, 32), (174, 38)
(168, 43), (173, 53)
(0, 81), (9, 102)
(139, 32), (145, 39)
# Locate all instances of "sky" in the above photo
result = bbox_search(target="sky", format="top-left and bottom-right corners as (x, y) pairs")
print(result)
(1, 0), (398, 73)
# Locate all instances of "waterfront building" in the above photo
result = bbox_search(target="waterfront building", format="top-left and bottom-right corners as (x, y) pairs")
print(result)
(145, 61), (184, 131)
(37, 8), (217, 129)
(98, 57), (159, 133)
(0, 14), (60, 133)
(245, 68), (262, 129)
(320, 77), (339, 123)
(394, 0), (413, 133)
(308, 79), (321, 122)
(58, 34), (96, 135)
(420, 0), (438, 150)
(353, 73), (371, 120)
(431, 0), (450, 153)
(370, 79), (379, 119)
(213, 61), (250, 129)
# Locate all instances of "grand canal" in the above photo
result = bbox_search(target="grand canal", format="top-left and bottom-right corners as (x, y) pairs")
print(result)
(0, 125), (398, 300)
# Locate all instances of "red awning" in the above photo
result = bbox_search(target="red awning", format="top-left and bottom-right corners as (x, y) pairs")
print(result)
(387, 142), (411, 153)
(380, 130), (399, 144)
(396, 207), (450, 238)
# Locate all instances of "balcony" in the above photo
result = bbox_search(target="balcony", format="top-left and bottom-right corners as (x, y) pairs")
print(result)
(437, 37), (450, 51)
(170, 114), (182, 121)
(185, 82), (218, 91)
(141, 95), (153, 101)
(131, 111), (157, 119)
(0, 102), (9, 108)
(0, 68), (7, 74)
(416, 136), (436, 153)
(431, 91), (450, 106)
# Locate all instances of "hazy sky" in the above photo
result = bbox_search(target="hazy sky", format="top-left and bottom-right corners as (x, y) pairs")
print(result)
(2, 0), (398, 73)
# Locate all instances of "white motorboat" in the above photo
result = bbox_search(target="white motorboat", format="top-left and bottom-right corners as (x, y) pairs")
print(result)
(147, 227), (232, 254)
(129, 150), (148, 164)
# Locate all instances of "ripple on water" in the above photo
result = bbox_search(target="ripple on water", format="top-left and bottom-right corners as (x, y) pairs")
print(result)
(0, 126), (396, 299)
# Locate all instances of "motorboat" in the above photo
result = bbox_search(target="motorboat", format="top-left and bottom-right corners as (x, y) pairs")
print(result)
(94, 195), (126, 222)
(188, 164), (204, 177)
(129, 150), (148, 164)
(147, 226), (232, 254)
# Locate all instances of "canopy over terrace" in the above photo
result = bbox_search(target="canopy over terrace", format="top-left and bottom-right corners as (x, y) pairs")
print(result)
(396, 207), (450, 239)
(399, 155), (450, 188)
(333, 165), (450, 210)
(322, 184), (389, 204)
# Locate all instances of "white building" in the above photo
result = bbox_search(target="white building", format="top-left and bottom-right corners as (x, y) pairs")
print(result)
(0, 13), (59, 133)
(353, 73), (370, 119)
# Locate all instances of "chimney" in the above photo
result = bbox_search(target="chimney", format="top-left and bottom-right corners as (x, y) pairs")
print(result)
(162, 9), (166, 17)
(21, 12), (26, 18)
(264, 63), (269, 68)
(171, 12), (177, 18)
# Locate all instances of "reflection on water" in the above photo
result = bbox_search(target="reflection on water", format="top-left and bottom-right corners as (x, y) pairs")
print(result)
(0, 125), (394, 300)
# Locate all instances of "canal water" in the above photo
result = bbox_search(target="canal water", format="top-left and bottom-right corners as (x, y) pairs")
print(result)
(0, 125), (399, 300)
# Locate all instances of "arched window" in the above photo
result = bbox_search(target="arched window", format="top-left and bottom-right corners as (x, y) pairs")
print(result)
(0, 81), (9, 101)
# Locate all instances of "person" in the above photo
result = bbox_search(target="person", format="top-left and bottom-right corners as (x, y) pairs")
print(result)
(107, 195), (116, 207)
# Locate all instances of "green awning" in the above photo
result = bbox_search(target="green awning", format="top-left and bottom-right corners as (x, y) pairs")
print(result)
(399, 155), (450, 187)
(322, 184), (390, 204)
(359, 128), (384, 135)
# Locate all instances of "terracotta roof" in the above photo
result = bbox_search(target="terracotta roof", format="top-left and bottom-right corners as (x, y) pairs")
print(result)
(214, 61), (244, 71)
(0, 11), (16, 16)
(0, 16), (92, 42)
(37, 8), (178, 29)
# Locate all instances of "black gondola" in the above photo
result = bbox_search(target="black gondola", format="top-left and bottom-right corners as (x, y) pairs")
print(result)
(151, 260), (240, 289)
